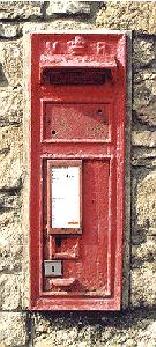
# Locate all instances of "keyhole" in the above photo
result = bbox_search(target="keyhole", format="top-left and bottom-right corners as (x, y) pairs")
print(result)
(52, 130), (56, 135)
(51, 266), (55, 272)
(55, 237), (62, 248)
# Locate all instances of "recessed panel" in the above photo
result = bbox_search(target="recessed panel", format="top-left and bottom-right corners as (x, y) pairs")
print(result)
(52, 166), (81, 229)
(42, 103), (111, 142)
(47, 160), (82, 235)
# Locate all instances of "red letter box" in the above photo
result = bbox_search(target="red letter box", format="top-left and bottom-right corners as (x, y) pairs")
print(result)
(30, 33), (126, 310)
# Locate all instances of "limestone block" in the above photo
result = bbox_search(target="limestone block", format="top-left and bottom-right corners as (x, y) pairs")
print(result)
(32, 311), (156, 347)
(0, 24), (21, 38)
(0, 211), (22, 272)
(0, 191), (21, 213)
(133, 38), (155, 67)
(133, 37), (156, 126)
(96, 1), (156, 34)
(133, 81), (156, 126)
(130, 264), (156, 307)
(0, 273), (22, 310)
(0, 88), (23, 126)
(0, 40), (23, 87)
(0, 1), (42, 20)
(0, 155), (22, 189)
(148, 3), (156, 34)
(23, 18), (94, 36)
(130, 168), (156, 306)
(132, 240), (156, 267)
(0, 312), (27, 346)
(135, 170), (156, 228)
(46, 0), (91, 16)
(132, 130), (156, 147)
(0, 126), (22, 189)
(132, 147), (156, 167)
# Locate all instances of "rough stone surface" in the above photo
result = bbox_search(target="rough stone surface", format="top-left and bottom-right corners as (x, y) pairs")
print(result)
(96, 1), (156, 34)
(0, 125), (22, 188)
(0, 312), (27, 346)
(133, 37), (156, 126)
(0, 39), (23, 87)
(32, 311), (156, 347)
(0, 24), (22, 39)
(0, 40), (23, 126)
(0, 273), (22, 310)
(132, 147), (156, 167)
(135, 170), (156, 228)
(130, 169), (156, 307)
(0, 88), (23, 125)
(0, 1), (42, 20)
(23, 19), (95, 35)
(46, 0), (91, 16)
(132, 129), (156, 147)
(131, 265), (156, 307)
(0, 211), (22, 273)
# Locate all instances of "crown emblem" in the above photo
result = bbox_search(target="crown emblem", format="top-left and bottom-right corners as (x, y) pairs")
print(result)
(67, 36), (86, 55)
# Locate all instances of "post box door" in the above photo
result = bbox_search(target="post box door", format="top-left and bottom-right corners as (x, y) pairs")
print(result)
(43, 157), (115, 298)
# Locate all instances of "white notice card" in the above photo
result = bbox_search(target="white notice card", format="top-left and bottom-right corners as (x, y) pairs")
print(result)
(51, 166), (81, 229)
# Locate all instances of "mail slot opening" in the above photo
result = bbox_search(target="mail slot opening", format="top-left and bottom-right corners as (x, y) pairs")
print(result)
(41, 67), (112, 85)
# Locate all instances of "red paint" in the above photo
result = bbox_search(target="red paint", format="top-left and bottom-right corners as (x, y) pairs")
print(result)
(30, 33), (126, 310)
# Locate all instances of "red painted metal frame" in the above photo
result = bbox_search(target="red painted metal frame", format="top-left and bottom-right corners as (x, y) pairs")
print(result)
(30, 33), (126, 310)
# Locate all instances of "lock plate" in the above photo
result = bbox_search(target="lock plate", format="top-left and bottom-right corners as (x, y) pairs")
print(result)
(44, 260), (62, 277)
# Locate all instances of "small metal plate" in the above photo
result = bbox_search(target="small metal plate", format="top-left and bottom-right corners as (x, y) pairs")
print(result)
(44, 260), (62, 277)
(51, 166), (81, 229)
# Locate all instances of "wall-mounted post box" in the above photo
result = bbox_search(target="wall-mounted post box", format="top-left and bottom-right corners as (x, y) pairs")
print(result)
(30, 32), (126, 310)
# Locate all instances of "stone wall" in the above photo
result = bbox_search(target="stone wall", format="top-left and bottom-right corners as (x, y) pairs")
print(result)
(0, 1), (156, 346)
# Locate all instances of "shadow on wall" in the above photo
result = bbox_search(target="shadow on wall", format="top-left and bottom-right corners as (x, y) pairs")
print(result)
(131, 166), (156, 266)
(0, 63), (8, 87)
(29, 308), (156, 345)
(133, 34), (156, 127)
